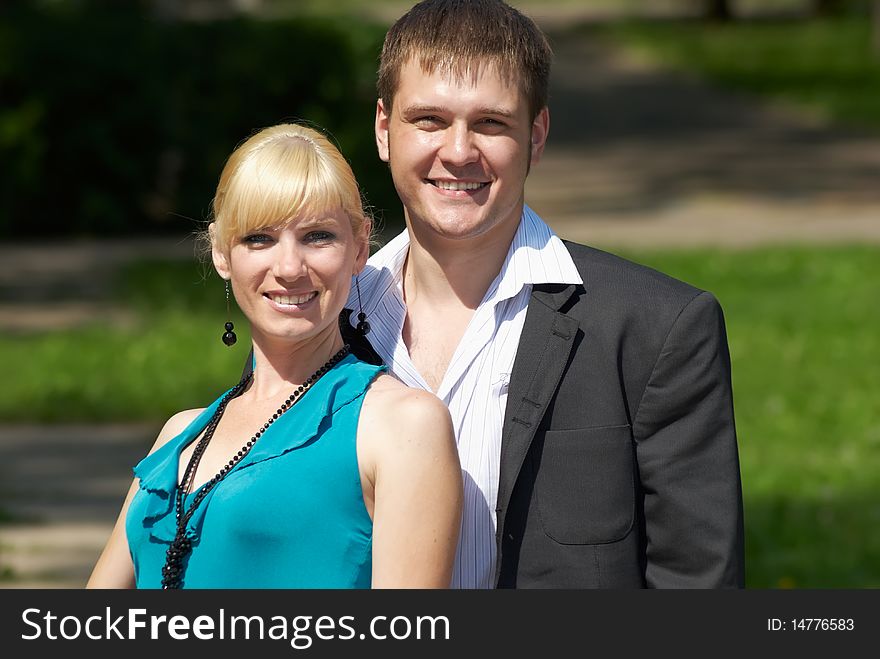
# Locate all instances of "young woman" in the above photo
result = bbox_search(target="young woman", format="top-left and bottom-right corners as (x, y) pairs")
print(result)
(87, 124), (462, 588)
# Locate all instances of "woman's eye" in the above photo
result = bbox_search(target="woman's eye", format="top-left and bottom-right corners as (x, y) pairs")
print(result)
(242, 233), (273, 244)
(305, 231), (335, 243)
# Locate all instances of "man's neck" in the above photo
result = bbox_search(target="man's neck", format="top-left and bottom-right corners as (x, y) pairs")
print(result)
(398, 208), (522, 393)
(402, 214), (520, 311)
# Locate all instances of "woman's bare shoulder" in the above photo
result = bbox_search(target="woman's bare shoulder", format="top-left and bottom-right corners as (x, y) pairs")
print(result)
(359, 374), (454, 473)
(149, 408), (204, 454)
(363, 374), (450, 426)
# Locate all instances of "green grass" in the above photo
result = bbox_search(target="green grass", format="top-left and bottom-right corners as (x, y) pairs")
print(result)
(617, 245), (880, 588)
(4, 245), (880, 587)
(599, 15), (880, 131)
(1, 260), (252, 423)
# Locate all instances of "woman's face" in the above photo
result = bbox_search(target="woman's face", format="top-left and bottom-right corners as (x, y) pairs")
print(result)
(213, 208), (368, 348)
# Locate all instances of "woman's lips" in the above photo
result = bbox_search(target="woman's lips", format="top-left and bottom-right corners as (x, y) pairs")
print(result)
(263, 291), (318, 312)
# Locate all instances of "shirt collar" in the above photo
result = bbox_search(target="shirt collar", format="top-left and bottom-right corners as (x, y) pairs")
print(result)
(491, 205), (582, 303)
(347, 204), (582, 315)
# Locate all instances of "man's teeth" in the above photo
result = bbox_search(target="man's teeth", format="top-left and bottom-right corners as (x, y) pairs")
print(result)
(433, 180), (486, 191)
(271, 293), (316, 305)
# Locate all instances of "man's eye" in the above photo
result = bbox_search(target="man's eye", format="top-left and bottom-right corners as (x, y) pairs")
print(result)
(479, 118), (507, 130)
(413, 116), (442, 127)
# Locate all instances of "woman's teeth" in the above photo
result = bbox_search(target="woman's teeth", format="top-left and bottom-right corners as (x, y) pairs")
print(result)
(271, 292), (316, 305)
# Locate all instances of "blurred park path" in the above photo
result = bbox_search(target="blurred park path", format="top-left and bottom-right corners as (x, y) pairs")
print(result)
(0, 238), (195, 333)
(0, 424), (159, 588)
(528, 26), (880, 248)
(0, 241), (190, 587)
(2, 14), (880, 588)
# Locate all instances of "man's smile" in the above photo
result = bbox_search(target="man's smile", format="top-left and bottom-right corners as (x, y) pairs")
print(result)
(428, 179), (489, 191)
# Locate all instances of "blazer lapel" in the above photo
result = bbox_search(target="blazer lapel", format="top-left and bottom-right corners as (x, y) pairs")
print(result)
(496, 283), (581, 528)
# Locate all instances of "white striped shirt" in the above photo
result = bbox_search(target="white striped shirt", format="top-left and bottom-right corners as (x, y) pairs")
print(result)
(347, 206), (582, 588)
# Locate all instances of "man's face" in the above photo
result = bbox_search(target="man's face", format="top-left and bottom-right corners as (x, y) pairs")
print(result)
(375, 59), (549, 247)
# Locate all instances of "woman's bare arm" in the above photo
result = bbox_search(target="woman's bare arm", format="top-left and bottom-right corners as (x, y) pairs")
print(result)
(359, 379), (462, 588)
(85, 409), (203, 589)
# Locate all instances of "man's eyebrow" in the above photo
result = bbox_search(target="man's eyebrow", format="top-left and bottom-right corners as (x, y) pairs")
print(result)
(477, 107), (515, 118)
(401, 104), (446, 115)
(401, 104), (516, 118)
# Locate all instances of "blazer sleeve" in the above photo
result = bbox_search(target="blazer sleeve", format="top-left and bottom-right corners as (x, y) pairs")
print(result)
(631, 291), (745, 588)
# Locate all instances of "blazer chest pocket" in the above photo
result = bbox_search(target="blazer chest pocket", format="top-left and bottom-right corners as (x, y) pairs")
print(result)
(533, 425), (635, 545)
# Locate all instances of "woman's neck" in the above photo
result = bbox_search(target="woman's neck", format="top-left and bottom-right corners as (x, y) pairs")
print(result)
(246, 327), (345, 401)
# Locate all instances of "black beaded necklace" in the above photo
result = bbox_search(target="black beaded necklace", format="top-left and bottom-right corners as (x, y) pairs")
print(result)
(160, 344), (351, 589)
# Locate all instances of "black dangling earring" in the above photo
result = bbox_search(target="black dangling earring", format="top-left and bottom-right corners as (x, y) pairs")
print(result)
(222, 279), (237, 346)
(355, 276), (370, 336)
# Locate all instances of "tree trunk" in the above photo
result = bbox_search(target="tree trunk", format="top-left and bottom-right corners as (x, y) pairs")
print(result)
(812, 0), (847, 16)
(703, 0), (733, 21)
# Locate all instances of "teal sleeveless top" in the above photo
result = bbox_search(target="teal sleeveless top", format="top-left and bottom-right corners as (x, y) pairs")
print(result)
(125, 354), (384, 589)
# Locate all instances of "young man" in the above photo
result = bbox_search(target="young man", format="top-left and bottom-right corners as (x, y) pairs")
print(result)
(345, 0), (744, 588)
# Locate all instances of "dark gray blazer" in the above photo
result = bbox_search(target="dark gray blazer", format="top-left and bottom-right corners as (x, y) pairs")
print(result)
(341, 240), (744, 588)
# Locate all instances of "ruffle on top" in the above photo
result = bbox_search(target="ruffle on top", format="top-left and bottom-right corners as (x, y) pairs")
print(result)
(131, 354), (383, 543)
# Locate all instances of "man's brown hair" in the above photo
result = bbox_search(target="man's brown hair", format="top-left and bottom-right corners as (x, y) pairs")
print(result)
(377, 0), (552, 121)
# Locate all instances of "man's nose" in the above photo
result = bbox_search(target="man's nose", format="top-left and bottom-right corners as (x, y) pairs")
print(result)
(439, 122), (479, 167)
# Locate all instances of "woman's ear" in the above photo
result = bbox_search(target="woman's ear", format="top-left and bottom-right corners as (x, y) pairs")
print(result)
(353, 220), (371, 275)
(209, 223), (231, 280)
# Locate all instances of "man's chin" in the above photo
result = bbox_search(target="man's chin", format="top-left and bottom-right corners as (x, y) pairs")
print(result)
(417, 217), (507, 244)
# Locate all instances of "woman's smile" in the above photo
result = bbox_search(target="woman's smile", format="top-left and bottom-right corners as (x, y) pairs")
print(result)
(263, 290), (319, 313)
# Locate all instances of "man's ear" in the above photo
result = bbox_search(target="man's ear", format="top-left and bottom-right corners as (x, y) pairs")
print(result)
(529, 107), (550, 167)
(375, 99), (391, 163)
(209, 223), (231, 280)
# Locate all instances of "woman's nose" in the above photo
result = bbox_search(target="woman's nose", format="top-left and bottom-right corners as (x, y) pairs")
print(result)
(272, 239), (307, 280)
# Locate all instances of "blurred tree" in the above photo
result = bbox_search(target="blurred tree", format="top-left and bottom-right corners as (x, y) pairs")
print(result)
(150, 0), (265, 20)
(0, 1), (395, 239)
(701, 0), (733, 21)
(812, 0), (848, 15)
(874, 0), (880, 54)
(812, 1), (880, 56)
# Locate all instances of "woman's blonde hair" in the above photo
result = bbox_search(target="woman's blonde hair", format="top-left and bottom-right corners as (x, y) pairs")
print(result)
(208, 123), (369, 252)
